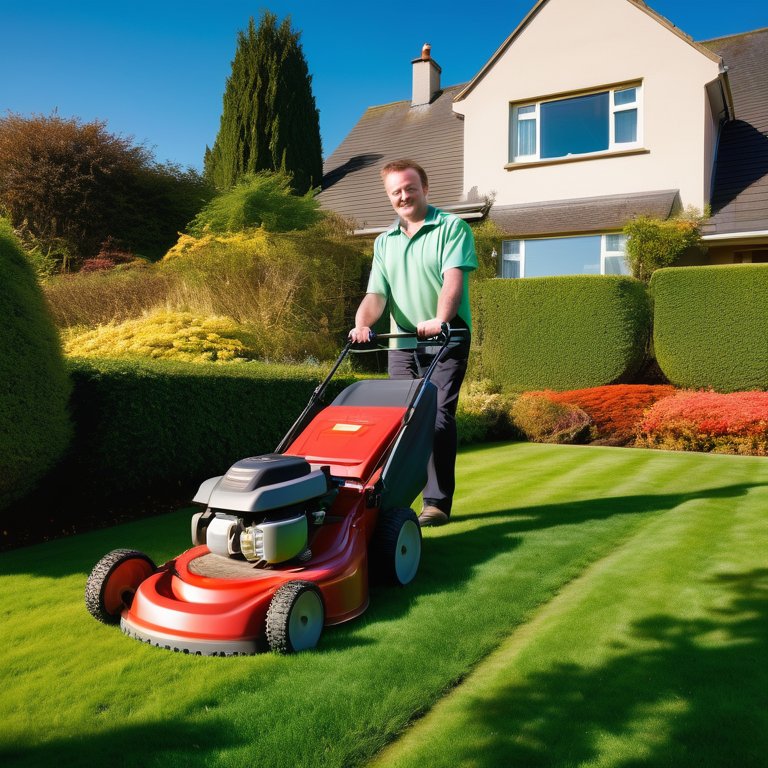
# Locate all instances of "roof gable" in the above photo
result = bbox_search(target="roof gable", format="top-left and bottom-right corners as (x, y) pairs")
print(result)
(454, 0), (721, 103)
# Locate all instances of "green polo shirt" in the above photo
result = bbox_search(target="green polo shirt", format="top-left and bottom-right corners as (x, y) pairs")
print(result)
(367, 206), (478, 332)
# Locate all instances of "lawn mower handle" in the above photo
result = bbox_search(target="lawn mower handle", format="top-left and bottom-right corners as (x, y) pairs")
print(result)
(274, 324), (464, 455)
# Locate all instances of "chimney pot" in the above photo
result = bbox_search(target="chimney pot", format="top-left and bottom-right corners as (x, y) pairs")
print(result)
(411, 44), (442, 107)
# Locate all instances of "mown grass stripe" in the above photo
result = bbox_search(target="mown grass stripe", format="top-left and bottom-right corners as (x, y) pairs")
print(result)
(372, 454), (768, 767)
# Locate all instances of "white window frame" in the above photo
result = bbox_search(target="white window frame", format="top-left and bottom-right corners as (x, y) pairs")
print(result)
(601, 233), (629, 274)
(510, 83), (643, 163)
(501, 234), (629, 278)
(501, 239), (525, 278)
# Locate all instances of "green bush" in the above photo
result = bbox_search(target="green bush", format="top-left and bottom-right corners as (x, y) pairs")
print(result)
(623, 208), (704, 284)
(511, 393), (593, 444)
(0, 219), (72, 511)
(651, 264), (768, 392)
(469, 218), (504, 281)
(456, 380), (518, 445)
(187, 171), (320, 235)
(62, 357), (355, 501)
(473, 276), (651, 391)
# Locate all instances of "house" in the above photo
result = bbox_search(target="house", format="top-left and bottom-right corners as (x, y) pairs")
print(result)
(317, 0), (768, 276)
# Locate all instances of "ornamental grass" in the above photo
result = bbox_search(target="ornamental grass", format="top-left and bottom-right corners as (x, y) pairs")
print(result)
(456, 380), (518, 445)
(637, 390), (768, 456)
(511, 393), (592, 444)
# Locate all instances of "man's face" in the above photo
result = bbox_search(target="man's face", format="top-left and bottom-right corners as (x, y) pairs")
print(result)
(383, 168), (429, 223)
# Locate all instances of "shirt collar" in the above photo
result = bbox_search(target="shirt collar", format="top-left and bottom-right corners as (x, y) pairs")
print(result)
(386, 205), (438, 236)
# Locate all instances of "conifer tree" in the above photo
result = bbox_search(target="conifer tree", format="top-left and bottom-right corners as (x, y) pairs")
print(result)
(205, 12), (322, 195)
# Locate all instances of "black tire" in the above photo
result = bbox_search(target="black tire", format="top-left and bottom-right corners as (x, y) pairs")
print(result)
(85, 549), (156, 625)
(265, 581), (325, 654)
(370, 507), (422, 585)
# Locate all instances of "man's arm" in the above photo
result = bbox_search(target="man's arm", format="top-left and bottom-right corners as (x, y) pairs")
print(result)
(416, 268), (464, 339)
(349, 293), (387, 343)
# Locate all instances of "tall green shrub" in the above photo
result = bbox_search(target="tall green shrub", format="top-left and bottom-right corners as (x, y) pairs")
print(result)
(0, 219), (72, 511)
(651, 264), (768, 392)
(187, 171), (320, 235)
(204, 12), (322, 194)
(623, 210), (703, 284)
(475, 275), (651, 391)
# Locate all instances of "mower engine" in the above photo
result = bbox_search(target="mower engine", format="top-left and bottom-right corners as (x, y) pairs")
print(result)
(191, 454), (334, 565)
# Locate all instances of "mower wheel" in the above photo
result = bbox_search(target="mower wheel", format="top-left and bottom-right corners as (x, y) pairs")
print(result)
(85, 549), (156, 625)
(371, 507), (422, 585)
(265, 581), (325, 654)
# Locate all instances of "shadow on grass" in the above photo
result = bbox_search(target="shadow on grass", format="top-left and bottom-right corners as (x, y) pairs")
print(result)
(324, 482), (764, 646)
(0, 714), (245, 768)
(443, 568), (768, 768)
(4, 469), (761, 583)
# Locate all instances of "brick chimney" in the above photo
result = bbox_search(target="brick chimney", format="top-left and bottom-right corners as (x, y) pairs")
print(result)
(411, 43), (442, 107)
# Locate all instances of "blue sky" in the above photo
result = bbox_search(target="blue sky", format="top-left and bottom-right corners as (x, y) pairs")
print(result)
(1, 1), (765, 172)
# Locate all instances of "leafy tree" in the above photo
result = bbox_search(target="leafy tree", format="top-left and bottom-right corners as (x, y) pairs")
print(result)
(204, 12), (322, 195)
(187, 171), (320, 235)
(0, 111), (214, 265)
(623, 208), (705, 284)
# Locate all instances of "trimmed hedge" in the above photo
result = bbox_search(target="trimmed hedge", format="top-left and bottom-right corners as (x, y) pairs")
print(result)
(0, 219), (72, 511)
(62, 357), (355, 500)
(652, 264), (768, 392)
(474, 276), (651, 391)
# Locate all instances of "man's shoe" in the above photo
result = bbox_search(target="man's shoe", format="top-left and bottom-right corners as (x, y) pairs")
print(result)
(418, 506), (449, 527)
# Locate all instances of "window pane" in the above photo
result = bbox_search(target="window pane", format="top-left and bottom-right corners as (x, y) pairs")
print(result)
(614, 87), (636, 106)
(605, 234), (623, 251)
(524, 236), (601, 277)
(517, 118), (536, 156)
(518, 105), (536, 115)
(502, 258), (521, 279)
(604, 255), (629, 275)
(540, 92), (609, 159)
(502, 240), (521, 256)
(615, 109), (637, 143)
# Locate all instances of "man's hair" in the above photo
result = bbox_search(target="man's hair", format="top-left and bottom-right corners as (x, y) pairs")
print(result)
(380, 159), (428, 188)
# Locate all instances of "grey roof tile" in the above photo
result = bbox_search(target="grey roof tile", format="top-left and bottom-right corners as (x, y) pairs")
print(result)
(489, 190), (681, 236)
(317, 84), (467, 229)
(701, 28), (768, 235)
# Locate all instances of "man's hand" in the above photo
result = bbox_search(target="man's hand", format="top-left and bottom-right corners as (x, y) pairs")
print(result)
(416, 318), (445, 340)
(348, 326), (374, 344)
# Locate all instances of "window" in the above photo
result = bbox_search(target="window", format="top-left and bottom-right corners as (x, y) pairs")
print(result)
(501, 235), (629, 278)
(510, 84), (642, 163)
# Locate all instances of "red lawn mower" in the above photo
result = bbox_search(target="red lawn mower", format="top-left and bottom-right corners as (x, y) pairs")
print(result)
(85, 327), (457, 654)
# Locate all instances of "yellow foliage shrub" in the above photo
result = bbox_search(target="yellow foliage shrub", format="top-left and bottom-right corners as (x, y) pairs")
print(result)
(63, 309), (258, 363)
(163, 229), (270, 261)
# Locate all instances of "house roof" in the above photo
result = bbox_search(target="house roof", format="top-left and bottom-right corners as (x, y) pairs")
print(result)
(453, 0), (721, 103)
(490, 189), (681, 237)
(701, 28), (768, 237)
(317, 83), (466, 230)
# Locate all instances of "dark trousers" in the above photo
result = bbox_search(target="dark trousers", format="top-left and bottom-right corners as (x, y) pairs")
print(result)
(388, 339), (469, 516)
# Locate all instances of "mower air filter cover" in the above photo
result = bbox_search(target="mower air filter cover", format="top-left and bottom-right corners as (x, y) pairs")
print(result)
(240, 514), (308, 564)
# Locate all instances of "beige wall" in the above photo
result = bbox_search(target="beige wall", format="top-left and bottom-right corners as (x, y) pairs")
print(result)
(454, 0), (722, 212)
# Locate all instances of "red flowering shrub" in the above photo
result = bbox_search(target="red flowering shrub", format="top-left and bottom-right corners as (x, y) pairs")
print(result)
(637, 390), (768, 455)
(535, 385), (676, 444)
(80, 257), (116, 272)
(511, 393), (592, 444)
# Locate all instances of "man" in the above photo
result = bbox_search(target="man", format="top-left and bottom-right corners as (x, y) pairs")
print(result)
(349, 159), (477, 527)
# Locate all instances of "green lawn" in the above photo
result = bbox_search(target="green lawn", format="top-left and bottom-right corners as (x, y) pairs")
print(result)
(0, 443), (765, 768)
